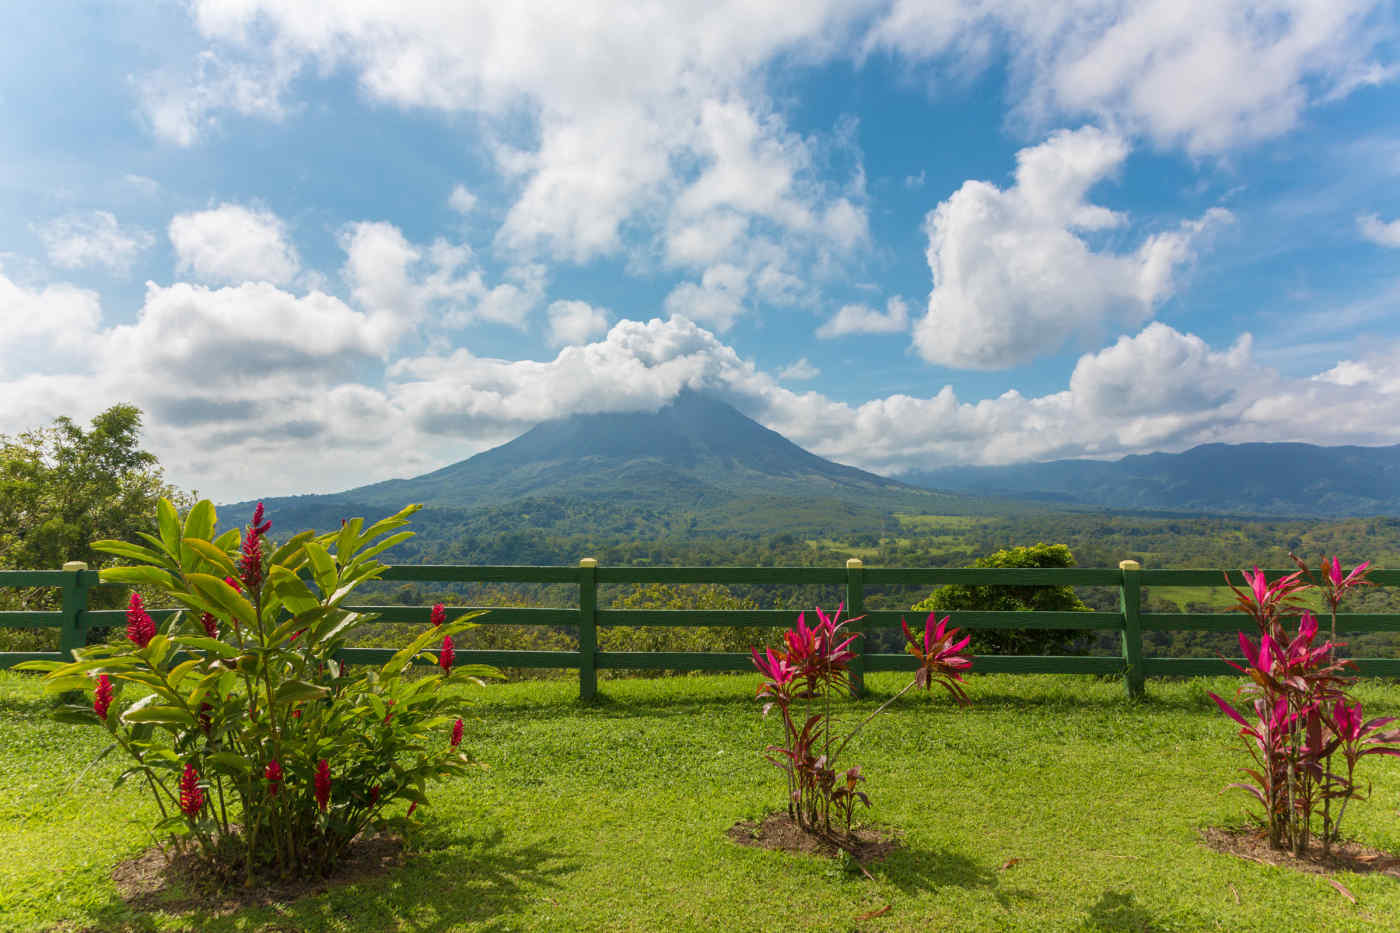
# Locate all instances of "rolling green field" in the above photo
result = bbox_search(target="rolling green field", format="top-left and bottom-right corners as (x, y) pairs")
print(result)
(5, 670), (1400, 931)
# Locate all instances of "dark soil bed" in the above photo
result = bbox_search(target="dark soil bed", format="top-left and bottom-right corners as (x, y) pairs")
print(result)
(1200, 827), (1400, 880)
(107, 833), (404, 917)
(727, 812), (899, 865)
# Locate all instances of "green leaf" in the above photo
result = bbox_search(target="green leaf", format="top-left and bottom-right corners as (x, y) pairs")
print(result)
(91, 539), (173, 568)
(100, 565), (175, 589)
(212, 527), (241, 552)
(397, 785), (430, 806)
(123, 704), (196, 727)
(336, 518), (364, 562)
(347, 530), (414, 569)
(185, 573), (256, 630)
(269, 530), (315, 569)
(167, 657), (203, 688)
(171, 636), (240, 659)
(206, 751), (252, 774)
(182, 538), (239, 580)
(303, 540), (338, 596)
(13, 660), (65, 673)
(53, 706), (100, 725)
(182, 499), (217, 543)
(157, 497), (182, 561)
(357, 505), (422, 550)
(275, 680), (330, 704)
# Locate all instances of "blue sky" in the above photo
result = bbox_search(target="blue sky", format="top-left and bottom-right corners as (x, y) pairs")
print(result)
(1, 0), (1399, 501)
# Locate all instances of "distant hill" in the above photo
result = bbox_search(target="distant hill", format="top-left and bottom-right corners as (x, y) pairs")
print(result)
(227, 392), (996, 537)
(900, 443), (1400, 517)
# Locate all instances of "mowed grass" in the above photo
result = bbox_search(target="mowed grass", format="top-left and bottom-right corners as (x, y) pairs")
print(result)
(5, 670), (1400, 931)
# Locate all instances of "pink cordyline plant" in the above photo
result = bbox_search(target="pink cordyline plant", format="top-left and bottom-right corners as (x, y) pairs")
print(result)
(125, 592), (156, 648)
(751, 606), (973, 843)
(1210, 556), (1393, 855)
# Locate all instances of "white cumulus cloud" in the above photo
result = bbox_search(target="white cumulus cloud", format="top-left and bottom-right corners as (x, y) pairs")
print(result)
(34, 212), (155, 274)
(546, 300), (612, 347)
(913, 127), (1231, 370)
(170, 204), (301, 286)
(817, 296), (909, 338)
(1358, 213), (1400, 247)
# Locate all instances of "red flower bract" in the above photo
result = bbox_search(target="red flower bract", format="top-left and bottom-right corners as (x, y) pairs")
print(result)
(125, 592), (156, 648)
(314, 758), (331, 811)
(239, 502), (272, 593)
(93, 674), (113, 720)
(198, 611), (219, 639)
(451, 717), (464, 747)
(264, 759), (283, 796)
(431, 603), (446, 627)
(439, 635), (455, 673)
(179, 763), (204, 817)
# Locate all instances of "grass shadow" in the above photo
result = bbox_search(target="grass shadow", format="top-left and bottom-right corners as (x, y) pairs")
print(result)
(868, 844), (1035, 910)
(65, 827), (577, 933)
(1079, 889), (1160, 932)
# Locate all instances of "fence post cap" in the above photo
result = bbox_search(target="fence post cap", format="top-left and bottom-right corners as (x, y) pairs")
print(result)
(62, 561), (89, 572)
(846, 558), (863, 569)
(578, 558), (598, 568)
(1118, 559), (1141, 571)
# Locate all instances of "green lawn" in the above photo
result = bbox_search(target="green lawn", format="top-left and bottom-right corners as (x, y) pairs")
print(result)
(4, 670), (1400, 931)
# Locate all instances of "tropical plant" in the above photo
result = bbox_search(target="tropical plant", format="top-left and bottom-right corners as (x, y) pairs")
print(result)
(751, 607), (971, 845)
(20, 499), (500, 884)
(1208, 558), (1400, 855)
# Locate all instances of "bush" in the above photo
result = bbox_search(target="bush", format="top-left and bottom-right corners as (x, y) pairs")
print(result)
(913, 543), (1090, 655)
(22, 499), (499, 884)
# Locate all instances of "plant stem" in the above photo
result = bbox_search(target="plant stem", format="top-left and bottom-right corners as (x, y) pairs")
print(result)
(831, 678), (918, 765)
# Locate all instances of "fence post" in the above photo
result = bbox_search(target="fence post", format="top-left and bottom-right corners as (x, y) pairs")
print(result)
(1119, 559), (1144, 699)
(578, 558), (598, 701)
(846, 558), (866, 698)
(59, 561), (90, 660)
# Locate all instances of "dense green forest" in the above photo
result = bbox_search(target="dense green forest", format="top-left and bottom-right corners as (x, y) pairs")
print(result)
(348, 506), (1400, 668)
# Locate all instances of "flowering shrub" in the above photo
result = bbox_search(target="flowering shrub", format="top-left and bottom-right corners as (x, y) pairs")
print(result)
(752, 607), (971, 843)
(22, 499), (499, 884)
(1209, 557), (1400, 855)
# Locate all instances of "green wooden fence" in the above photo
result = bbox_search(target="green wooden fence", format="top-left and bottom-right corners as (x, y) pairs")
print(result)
(3, 560), (1400, 700)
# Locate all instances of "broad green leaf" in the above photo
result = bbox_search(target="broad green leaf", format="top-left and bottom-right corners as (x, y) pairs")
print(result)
(157, 497), (181, 560)
(100, 565), (175, 589)
(91, 539), (173, 568)
(182, 499), (216, 542)
(397, 785), (430, 805)
(183, 538), (239, 579)
(167, 657), (203, 688)
(207, 751), (252, 774)
(53, 706), (100, 725)
(212, 527), (241, 551)
(303, 540), (337, 596)
(13, 659), (65, 673)
(269, 530), (315, 569)
(336, 517), (364, 562)
(123, 704), (197, 727)
(275, 680), (330, 704)
(347, 530), (414, 568)
(357, 505), (422, 549)
(186, 573), (256, 630)
(171, 636), (240, 659)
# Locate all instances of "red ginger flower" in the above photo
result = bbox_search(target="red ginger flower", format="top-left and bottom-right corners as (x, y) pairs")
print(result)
(439, 634), (455, 673)
(264, 759), (282, 796)
(198, 611), (219, 639)
(314, 758), (331, 811)
(239, 502), (272, 593)
(451, 717), (464, 747)
(431, 603), (445, 627)
(93, 674), (113, 720)
(179, 763), (204, 817)
(125, 592), (156, 648)
(384, 699), (395, 724)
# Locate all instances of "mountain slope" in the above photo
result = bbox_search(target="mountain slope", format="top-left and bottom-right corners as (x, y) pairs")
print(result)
(901, 442), (1400, 516)
(226, 392), (991, 536)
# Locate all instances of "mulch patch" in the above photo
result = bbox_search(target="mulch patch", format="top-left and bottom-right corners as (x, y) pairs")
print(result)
(1200, 827), (1400, 880)
(107, 833), (405, 917)
(727, 812), (899, 866)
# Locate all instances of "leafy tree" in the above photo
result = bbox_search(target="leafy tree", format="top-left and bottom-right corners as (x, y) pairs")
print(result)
(0, 405), (185, 646)
(912, 543), (1091, 655)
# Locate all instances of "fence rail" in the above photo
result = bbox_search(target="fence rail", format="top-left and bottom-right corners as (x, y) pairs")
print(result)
(3, 563), (1399, 699)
